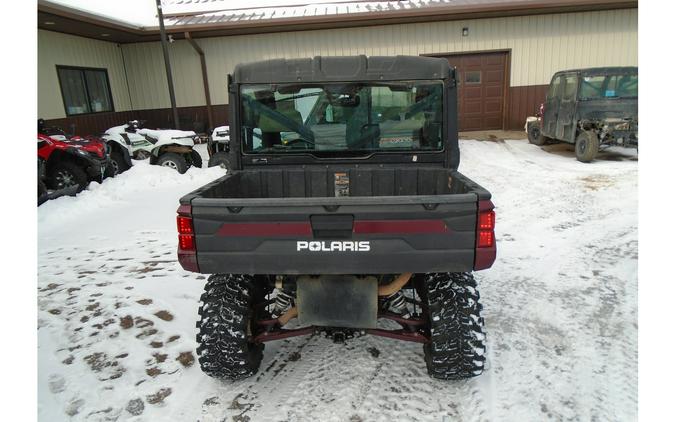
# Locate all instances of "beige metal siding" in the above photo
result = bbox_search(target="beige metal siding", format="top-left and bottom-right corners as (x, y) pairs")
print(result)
(40, 8), (636, 116)
(38, 30), (133, 119)
(119, 8), (634, 106)
(121, 40), (206, 110)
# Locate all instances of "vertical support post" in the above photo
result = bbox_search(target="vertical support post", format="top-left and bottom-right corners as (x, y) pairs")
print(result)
(185, 32), (214, 131)
(155, 0), (180, 129)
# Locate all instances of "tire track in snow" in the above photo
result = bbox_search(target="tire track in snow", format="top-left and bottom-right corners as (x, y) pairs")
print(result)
(199, 332), (318, 421)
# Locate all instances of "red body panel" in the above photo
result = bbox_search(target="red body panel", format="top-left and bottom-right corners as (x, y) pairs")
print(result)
(37, 133), (106, 161)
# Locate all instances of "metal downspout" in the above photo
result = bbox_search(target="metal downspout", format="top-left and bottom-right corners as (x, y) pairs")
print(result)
(185, 31), (214, 131)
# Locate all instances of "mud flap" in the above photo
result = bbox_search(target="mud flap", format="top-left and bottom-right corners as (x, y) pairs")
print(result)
(297, 275), (378, 329)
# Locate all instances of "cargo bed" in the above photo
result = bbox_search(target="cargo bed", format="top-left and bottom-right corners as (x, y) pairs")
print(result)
(179, 167), (494, 274)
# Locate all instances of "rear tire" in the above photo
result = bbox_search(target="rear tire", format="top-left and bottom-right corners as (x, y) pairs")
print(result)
(421, 272), (487, 380)
(196, 274), (264, 380)
(575, 130), (599, 163)
(156, 152), (188, 174)
(527, 121), (549, 146)
(110, 150), (130, 175)
(208, 152), (231, 173)
(48, 161), (88, 192)
(189, 150), (203, 169)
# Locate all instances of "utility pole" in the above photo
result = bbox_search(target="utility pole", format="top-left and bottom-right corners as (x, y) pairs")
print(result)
(155, 0), (180, 129)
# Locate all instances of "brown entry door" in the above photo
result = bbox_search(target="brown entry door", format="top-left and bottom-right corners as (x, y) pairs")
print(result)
(442, 52), (507, 131)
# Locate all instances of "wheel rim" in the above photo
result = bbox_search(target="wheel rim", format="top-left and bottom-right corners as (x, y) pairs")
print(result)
(55, 170), (76, 189)
(111, 160), (119, 176)
(579, 137), (587, 154)
(161, 160), (178, 170)
(531, 126), (540, 140)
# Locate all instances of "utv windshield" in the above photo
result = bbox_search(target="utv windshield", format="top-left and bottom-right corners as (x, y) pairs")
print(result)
(579, 73), (638, 100)
(239, 81), (444, 154)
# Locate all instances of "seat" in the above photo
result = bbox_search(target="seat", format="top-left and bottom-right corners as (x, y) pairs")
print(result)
(312, 124), (348, 150)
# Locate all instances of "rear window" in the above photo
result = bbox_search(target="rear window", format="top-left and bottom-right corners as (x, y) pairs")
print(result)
(579, 73), (638, 100)
(239, 81), (444, 154)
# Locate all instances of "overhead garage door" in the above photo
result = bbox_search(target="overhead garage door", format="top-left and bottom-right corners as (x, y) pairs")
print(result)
(441, 52), (508, 131)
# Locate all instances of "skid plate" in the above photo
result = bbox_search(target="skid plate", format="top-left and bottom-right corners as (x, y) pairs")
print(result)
(297, 275), (378, 329)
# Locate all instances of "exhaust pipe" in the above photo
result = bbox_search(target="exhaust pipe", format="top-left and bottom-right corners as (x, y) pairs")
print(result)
(378, 273), (413, 297)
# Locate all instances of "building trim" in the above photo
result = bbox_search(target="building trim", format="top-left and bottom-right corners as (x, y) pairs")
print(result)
(38, 0), (638, 43)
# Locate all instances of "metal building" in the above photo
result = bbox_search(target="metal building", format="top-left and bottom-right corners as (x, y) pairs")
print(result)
(37, 0), (638, 134)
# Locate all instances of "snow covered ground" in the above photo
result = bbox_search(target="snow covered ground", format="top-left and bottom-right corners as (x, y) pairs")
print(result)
(38, 141), (638, 421)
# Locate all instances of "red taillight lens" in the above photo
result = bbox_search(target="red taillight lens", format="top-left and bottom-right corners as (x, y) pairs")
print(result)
(176, 204), (199, 272)
(177, 209), (195, 251)
(476, 202), (496, 249)
(177, 216), (193, 235)
(178, 234), (195, 250)
(475, 200), (496, 270)
(177, 216), (195, 251)
(477, 230), (494, 248)
(478, 210), (495, 230)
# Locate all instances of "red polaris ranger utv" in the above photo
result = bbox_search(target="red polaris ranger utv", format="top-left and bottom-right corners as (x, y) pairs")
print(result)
(176, 56), (496, 380)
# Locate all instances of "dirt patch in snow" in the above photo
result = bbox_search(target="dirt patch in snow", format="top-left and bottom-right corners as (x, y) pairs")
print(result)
(176, 351), (195, 367)
(154, 310), (174, 321)
(83, 352), (125, 380)
(146, 367), (163, 377)
(41, 283), (61, 292)
(579, 174), (615, 191)
(85, 302), (99, 312)
(135, 317), (154, 328)
(119, 315), (134, 329)
(146, 388), (172, 405)
(136, 328), (158, 339)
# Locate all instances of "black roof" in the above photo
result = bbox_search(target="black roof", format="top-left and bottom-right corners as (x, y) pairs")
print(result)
(553, 66), (638, 77)
(232, 55), (451, 84)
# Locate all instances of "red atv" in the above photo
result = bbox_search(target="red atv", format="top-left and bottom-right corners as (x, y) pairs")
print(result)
(38, 120), (110, 192)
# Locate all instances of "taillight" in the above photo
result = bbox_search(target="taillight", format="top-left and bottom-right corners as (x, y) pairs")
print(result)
(477, 230), (494, 248)
(177, 215), (194, 250)
(177, 204), (199, 272)
(478, 210), (495, 231)
(475, 200), (496, 270)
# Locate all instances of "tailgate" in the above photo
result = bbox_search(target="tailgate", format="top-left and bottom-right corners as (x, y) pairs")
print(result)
(187, 193), (481, 274)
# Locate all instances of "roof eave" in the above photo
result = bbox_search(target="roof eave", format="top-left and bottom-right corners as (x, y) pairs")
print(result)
(38, 0), (147, 34)
(153, 0), (638, 34)
(37, 0), (638, 43)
